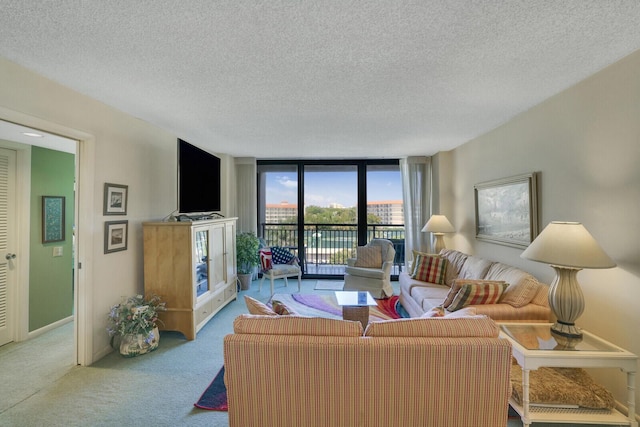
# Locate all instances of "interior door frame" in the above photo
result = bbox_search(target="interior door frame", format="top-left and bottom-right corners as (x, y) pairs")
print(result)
(0, 106), (95, 366)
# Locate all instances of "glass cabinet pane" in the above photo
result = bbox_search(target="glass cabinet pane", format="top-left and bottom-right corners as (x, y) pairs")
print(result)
(194, 229), (209, 297)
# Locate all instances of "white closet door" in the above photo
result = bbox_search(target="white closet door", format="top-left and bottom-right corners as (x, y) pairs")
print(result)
(0, 147), (16, 346)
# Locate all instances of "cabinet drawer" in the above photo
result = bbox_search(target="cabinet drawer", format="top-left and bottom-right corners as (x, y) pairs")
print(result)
(195, 300), (213, 325)
(225, 283), (237, 300)
(211, 291), (225, 311)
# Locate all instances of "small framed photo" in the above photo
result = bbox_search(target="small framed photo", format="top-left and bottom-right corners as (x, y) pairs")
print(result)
(104, 220), (128, 253)
(42, 195), (65, 243)
(103, 183), (128, 215)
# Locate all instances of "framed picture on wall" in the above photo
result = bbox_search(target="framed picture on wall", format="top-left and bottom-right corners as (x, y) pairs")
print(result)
(103, 183), (128, 215)
(474, 172), (539, 249)
(42, 195), (65, 243)
(104, 220), (128, 253)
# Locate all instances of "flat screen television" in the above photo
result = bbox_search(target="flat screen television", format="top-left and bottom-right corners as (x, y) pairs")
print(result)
(178, 138), (221, 214)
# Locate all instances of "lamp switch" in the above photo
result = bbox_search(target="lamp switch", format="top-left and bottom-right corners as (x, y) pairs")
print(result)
(53, 246), (63, 257)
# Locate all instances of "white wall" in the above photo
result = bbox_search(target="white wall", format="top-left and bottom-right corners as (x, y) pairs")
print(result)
(439, 50), (640, 412)
(0, 57), (237, 363)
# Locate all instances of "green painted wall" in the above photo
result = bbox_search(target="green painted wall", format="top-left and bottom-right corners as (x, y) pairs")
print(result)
(29, 146), (75, 331)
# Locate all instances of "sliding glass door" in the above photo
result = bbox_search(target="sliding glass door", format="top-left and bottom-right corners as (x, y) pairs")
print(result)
(258, 160), (402, 279)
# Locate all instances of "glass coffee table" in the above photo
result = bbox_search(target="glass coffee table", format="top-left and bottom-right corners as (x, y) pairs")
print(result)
(500, 323), (638, 427)
(335, 291), (376, 329)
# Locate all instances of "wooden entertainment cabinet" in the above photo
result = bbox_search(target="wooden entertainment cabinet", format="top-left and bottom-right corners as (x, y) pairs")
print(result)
(143, 218), (237, 340)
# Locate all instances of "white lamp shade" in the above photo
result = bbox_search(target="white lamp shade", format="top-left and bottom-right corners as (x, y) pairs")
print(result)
(521, 221), (616, 269)
(422, 215), (455, 233)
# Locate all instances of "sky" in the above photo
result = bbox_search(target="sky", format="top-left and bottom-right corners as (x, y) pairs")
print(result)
(266, 170), (402, 207)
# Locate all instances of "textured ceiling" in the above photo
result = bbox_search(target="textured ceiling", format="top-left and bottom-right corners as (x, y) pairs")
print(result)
(1, 1), (640, 159)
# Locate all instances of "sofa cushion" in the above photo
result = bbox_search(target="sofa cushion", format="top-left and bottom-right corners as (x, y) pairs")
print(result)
(459, 256), (493, 280)
(411, 254), (448, 284)
(364, 316), (498, 337)
(244, 295), (277, 316)
(233, 314), (364, 336)
(442, 279), (506, 308)
(354, 245), (382, 268)
(485, 262), (540, 308)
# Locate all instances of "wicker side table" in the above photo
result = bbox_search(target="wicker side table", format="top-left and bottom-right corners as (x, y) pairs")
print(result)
(335, 291), (376, 330)
(342, 305), (370, 329)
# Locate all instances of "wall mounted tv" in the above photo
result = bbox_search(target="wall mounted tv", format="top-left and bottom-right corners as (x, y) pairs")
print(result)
(178, 138), (221, 214)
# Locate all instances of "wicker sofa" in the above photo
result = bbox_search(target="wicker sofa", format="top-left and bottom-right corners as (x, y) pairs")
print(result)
(399, 249), (551, 321)
(224, 314), (512, 427)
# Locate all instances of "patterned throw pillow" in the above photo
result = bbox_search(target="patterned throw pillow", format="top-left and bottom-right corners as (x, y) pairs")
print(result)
(270, 299), (297, 316)
(354, 245), (383, 268)
(409, 250), (438, 276)
(244, 295), (277, 316)
(259, 248), (273, 271)
(447, 282), (508, 312)
(442, 278), (506, 309)
(411, 254), (448, 285)
(271, 246), (296, 265)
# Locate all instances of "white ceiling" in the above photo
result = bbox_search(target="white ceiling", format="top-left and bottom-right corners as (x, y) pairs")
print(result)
(1, 1), (640, 159)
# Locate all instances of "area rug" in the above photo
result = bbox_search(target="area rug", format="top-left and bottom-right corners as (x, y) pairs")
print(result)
(314, 280), (344, 291)
(270, 293), (406, 320)
(194, 366), (227, 411)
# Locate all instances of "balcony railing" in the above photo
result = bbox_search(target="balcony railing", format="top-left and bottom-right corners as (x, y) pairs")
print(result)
(261, 223), (405, 276)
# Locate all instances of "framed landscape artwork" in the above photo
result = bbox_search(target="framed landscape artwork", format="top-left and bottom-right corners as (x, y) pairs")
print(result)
(104, 220), (128, 253)
(42, 195), (65, 243)
(474, 172), (539, 249)
(103, 183), (128, 215)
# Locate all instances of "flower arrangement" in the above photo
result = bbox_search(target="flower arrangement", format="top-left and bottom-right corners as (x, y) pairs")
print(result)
(107, 294), (166, 340)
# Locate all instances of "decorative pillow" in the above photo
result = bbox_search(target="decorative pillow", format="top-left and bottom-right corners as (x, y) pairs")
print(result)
(270, 299), (297, 316)
(354, 245), (383, 268)
(409, 250), (438, 276)
(259, 248), (273, 271)
(244, 295), (276, 316)
(447, 282), (508, 311)
(442, 278), (506, 308)
(271, 246), (296, 265)
(411, 254), (448, 285)
(500, 277), (541, 308)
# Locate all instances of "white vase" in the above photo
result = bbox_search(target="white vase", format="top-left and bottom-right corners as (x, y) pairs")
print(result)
(119, 326), (160, 357)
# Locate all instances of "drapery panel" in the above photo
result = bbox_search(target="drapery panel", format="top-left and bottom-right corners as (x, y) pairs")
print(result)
(235, 157), (257, 233)
(400, 156), (432, 265)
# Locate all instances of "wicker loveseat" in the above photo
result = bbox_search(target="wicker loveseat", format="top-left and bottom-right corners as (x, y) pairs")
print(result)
(224, 314), (512, 427)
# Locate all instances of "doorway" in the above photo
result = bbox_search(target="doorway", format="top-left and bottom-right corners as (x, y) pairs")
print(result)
(0, 118), (80, 362)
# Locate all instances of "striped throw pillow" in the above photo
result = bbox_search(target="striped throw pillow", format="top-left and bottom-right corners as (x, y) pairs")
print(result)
(447, 282), (509, 312)
(411, 254), (448, 285)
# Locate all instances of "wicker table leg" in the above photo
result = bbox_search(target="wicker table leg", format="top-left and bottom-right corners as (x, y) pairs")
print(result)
(342, 305), (370, 330)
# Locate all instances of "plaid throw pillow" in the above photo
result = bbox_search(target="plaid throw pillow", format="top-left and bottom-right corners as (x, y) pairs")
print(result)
(271, 246), (296, 264)
(447, 282), (508, 312)
(411, 254), (447, 285)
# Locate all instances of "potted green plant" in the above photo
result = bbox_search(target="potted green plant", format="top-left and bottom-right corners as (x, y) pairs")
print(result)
(236, 231), (260, 290)
(107, 294), (166, 357)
